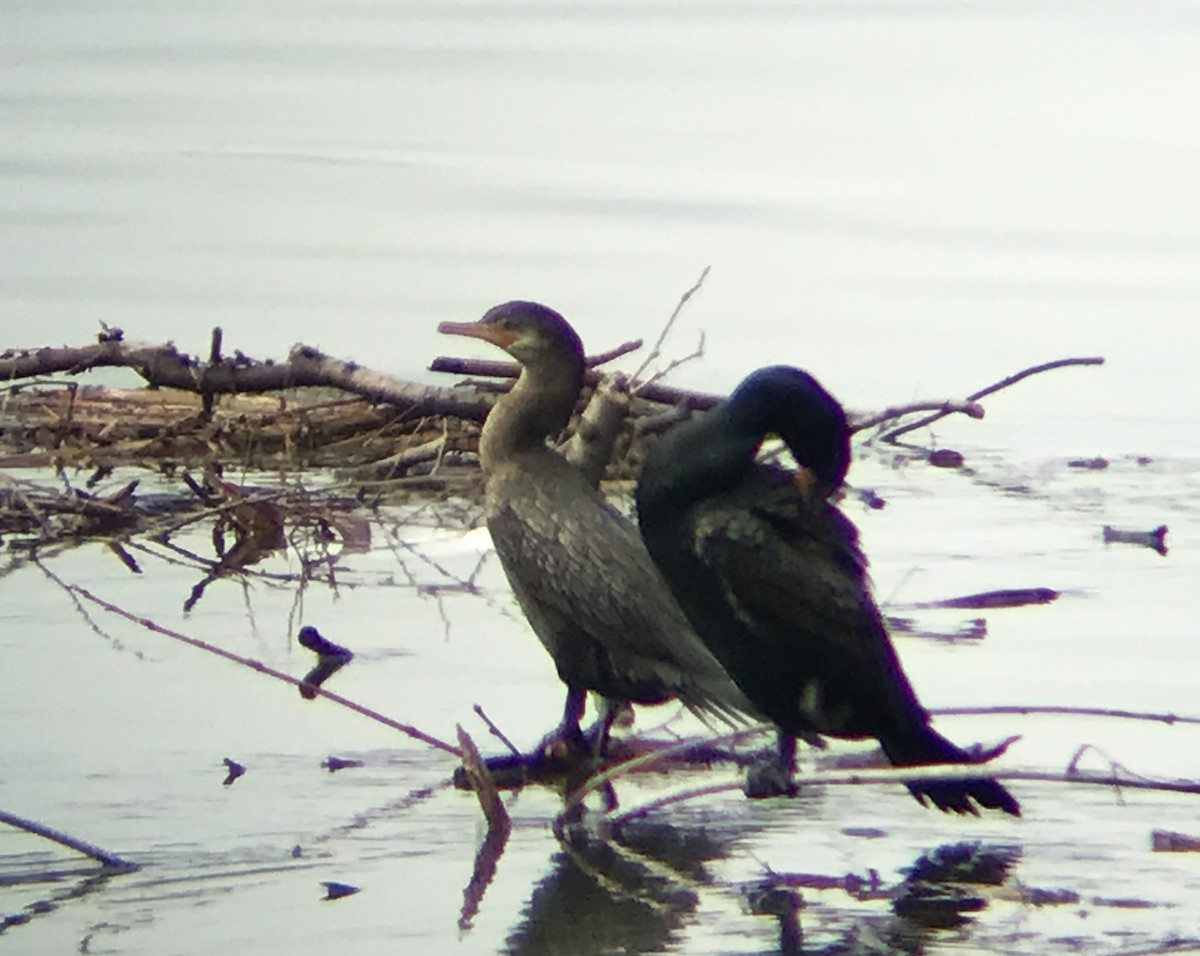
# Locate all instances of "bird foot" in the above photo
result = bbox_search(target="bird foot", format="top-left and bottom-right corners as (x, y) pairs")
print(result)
(744, 761), (799, 799)
(451, 727), (600, 792)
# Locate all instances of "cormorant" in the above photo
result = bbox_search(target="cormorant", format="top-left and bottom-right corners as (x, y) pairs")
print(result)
(439, 302), (751, 754)
(636, 364), (1020, 815)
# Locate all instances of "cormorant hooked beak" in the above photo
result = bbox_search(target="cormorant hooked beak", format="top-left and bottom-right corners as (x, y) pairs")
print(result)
(791, 466), (820, 499)
(438, 320), (519, 351)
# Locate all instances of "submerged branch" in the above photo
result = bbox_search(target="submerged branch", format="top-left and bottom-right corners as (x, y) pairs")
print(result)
(0, 808), (139, 872)
(63, 582), (461, 756)
(611, 761), (1200, 824)
(457, 725), (512, 931)
(931, 705), (1200, 727)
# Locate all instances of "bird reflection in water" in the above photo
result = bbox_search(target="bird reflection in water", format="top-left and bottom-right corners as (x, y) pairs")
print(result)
(500, 807), (1018, 956)
(504, 817), (735, 956)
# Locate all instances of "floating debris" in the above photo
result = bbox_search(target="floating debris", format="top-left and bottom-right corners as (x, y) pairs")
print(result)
(1068, 456), (1109, 470)
(1090, 895), (1158, 909)
(894, 588), (1060, 611)
(1022, 887), (1081, 906)
(927, 448), (964, 469)
(1152, 829), (1200, 853)
(841, 827), (888, 840)
(222, 758), (246, 786)
(321, 881), (360, 901)
(1102, 524), (1168, 556)
(854, 487), (887, 510)
(297, 626), (354, 699)
(322, 756), (364, 773)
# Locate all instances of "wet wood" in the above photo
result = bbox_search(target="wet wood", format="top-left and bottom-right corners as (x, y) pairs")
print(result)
(0, 808), (139, 872)
(2, 331), (1106, 480)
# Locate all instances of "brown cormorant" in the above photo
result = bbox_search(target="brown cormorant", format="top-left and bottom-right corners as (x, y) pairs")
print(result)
(439, 302), (751, 753)
(636, 364), (1020, 815)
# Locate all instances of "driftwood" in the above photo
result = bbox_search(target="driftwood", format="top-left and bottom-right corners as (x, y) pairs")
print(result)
(0, 337), (490, 419)
(456, 725), (512, 931)
(54, 572), (462, 757)
(0, 314), (1111, 610)
(2, 318), (1105, 479)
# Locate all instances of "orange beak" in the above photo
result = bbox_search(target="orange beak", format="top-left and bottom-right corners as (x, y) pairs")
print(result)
(792, 465), (819, 499)
(437, 320), (519, 351)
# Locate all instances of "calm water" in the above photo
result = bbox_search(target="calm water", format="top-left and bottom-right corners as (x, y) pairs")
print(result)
(2, 1), (1199, 953)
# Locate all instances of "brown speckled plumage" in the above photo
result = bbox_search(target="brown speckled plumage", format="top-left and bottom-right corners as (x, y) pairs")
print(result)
(439, 302), (752, 743)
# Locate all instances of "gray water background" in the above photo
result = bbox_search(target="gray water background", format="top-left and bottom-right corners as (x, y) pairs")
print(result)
(1, 2), (1198, 953)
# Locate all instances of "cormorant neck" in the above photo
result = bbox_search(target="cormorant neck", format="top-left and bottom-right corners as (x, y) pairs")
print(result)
(479, 354), (584, 469)
(639, 405), (760, 513)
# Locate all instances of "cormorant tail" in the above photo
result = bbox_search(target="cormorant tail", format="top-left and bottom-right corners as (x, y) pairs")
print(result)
(880, 727), (1020, 817)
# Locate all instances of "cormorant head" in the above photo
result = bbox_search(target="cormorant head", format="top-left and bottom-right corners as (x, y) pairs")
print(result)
(726, 365), (851, 492)
(438, 301), (585, 373)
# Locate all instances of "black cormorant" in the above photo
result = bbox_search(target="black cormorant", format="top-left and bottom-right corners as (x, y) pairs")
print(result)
(636, 364), (1020, 816)
(439, 301), (751, 754)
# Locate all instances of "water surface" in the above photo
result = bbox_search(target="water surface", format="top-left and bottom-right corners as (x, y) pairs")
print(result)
(2, 2), (1198, 952)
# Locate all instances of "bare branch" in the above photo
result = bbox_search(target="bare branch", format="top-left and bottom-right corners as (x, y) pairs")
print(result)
(457, 725), (512, 931)
(473, 704), (522, 757)
(610, 762), (1200, 824)
(931, 704), (1200, 727)
(851, 400), (985, 434)
(629, 266), (711, 384)
(586, 339), (643, 367)
(880, 356), (1105, 442)
(66, 583), (461, 756)
(0, 338), (495, 421)
(0, 808), (139, 871)
(634, 330), (707, 396)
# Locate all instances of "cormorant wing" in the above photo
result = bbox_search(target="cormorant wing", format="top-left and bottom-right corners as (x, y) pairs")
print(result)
(690, 468), (929, 736)
(487, 449), (749, 716)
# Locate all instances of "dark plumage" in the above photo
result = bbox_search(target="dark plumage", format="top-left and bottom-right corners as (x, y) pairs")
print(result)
(636, 365), (1019, 816)
(438, 302), (751, 751)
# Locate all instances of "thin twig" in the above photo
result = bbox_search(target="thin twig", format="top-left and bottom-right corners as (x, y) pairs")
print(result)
(611, 763), (1200, 824)
(851, 399), (985, 435)
(67, 583), (461, 756)
(473, 704), (522, 757)
(881, 356), (1105, 442)
(608, 781), (745, 825)
(34, 558), (134, 654)
(634, 332), (707, 396)
(629, 266), (710, 384)
(562, 725), (770, 816)
(586, 339), (643, 367)
(931, 705), (1200, 727)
